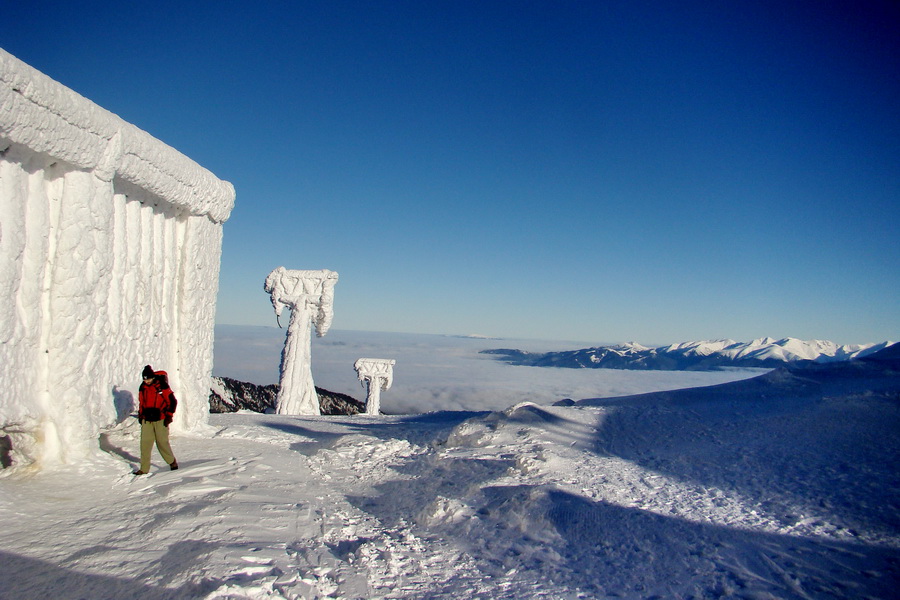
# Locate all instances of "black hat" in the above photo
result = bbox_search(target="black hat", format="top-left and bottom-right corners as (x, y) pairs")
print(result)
(142, 365), (155, 379)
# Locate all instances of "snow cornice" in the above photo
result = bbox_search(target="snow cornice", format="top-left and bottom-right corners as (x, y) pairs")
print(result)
(0, 48), (234, 223)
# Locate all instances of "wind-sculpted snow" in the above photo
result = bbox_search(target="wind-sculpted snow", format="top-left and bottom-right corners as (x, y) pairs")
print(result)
(484, 336), (894, 371)
(1, 353), (897, 598)
(354, 358), (395, 415)
(265, 267), (339, 416)
(0, 49), (234, 471)
(0, 49), (234, 222)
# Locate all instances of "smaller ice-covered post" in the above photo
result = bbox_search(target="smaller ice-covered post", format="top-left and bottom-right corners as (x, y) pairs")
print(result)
(354, 358), (396, 416)
(265, 267), (339, 415)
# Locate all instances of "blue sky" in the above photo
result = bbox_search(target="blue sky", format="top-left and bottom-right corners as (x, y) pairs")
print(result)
(3, 1), (898, 345)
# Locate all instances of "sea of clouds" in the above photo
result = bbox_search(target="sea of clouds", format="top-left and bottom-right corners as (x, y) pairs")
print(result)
(213, 325), (765, 414)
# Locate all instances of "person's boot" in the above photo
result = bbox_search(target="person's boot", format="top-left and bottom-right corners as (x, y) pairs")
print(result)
(133, 469), (147, 475)
(169, 459), (179, 471)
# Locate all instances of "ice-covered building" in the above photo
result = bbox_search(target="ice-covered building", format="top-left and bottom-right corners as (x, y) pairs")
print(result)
(0, 49), (235, 471)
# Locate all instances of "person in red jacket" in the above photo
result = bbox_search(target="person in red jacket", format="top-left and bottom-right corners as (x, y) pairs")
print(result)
(133, 365), (179, 475)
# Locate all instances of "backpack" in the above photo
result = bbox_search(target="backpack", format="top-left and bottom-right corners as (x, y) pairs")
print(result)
(155, 371), (178, 422)
(141, 371), (177, 422)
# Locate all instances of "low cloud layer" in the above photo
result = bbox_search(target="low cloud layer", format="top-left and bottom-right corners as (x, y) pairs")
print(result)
(213, 326), (763, 414)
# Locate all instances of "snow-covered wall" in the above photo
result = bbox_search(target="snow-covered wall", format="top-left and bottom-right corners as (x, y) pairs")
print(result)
(0, 49), (235, 471)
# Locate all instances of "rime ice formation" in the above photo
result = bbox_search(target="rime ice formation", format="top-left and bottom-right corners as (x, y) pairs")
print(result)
(264, 267), (338, 415)
(0, 49), (235, 472)
(354, 358), (395, 415)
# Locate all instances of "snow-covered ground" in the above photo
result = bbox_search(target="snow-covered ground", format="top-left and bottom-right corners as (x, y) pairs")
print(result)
(2, 349), (898, 599)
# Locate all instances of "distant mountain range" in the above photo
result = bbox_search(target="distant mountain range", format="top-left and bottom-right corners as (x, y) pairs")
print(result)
(481, 338), (896, 371)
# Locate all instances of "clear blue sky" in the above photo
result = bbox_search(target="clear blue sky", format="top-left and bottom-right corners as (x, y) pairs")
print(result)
(3, 1), (898, 345)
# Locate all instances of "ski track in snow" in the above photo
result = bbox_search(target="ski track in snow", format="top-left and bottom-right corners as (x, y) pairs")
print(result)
(2, 368), (900, 599)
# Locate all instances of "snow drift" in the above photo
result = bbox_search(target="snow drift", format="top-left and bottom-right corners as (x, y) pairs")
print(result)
(0, 48), (235, 472)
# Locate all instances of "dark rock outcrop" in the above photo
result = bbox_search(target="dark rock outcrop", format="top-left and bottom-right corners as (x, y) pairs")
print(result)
(209, 377), (367, 415)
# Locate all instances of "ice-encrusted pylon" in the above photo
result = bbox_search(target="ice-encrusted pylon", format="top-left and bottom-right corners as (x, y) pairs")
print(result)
(353, 358), (396, 416)
(264, 267), (339, 415)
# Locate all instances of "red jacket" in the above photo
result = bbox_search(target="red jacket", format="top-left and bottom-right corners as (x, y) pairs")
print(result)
(139, 371), (178, 424)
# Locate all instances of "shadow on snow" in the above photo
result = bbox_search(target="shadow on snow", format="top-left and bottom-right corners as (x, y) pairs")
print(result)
(0, 542), (225, 600)
(259, 410), (490, 453)
(575, 360), (900, 542)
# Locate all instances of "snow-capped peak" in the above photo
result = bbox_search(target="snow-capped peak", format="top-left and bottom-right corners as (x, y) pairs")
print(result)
(483, 338), (896, 371)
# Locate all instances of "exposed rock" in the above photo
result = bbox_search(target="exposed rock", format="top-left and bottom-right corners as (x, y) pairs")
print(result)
(210, 377), (367, 416)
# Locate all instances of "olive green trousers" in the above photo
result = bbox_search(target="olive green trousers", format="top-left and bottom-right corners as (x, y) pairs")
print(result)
(140, 420), (176, 473)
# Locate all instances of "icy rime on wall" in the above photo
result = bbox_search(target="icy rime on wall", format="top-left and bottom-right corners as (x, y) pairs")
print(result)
(0, 49), (235, 471)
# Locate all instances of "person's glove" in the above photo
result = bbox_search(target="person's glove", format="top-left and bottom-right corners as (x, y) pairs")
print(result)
(164, 416), (172, 426)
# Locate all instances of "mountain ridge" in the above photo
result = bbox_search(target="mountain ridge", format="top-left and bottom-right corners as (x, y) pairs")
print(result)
(482, 338), (896, 371)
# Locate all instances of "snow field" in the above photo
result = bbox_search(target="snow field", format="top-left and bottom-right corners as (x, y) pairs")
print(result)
(1, 361), (899, 599)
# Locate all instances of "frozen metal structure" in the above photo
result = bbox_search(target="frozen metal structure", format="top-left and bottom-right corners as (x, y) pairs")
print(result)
(264, 267), (338, 415)
(0, 49), (235, 471)
(354, 358), (395, 416)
